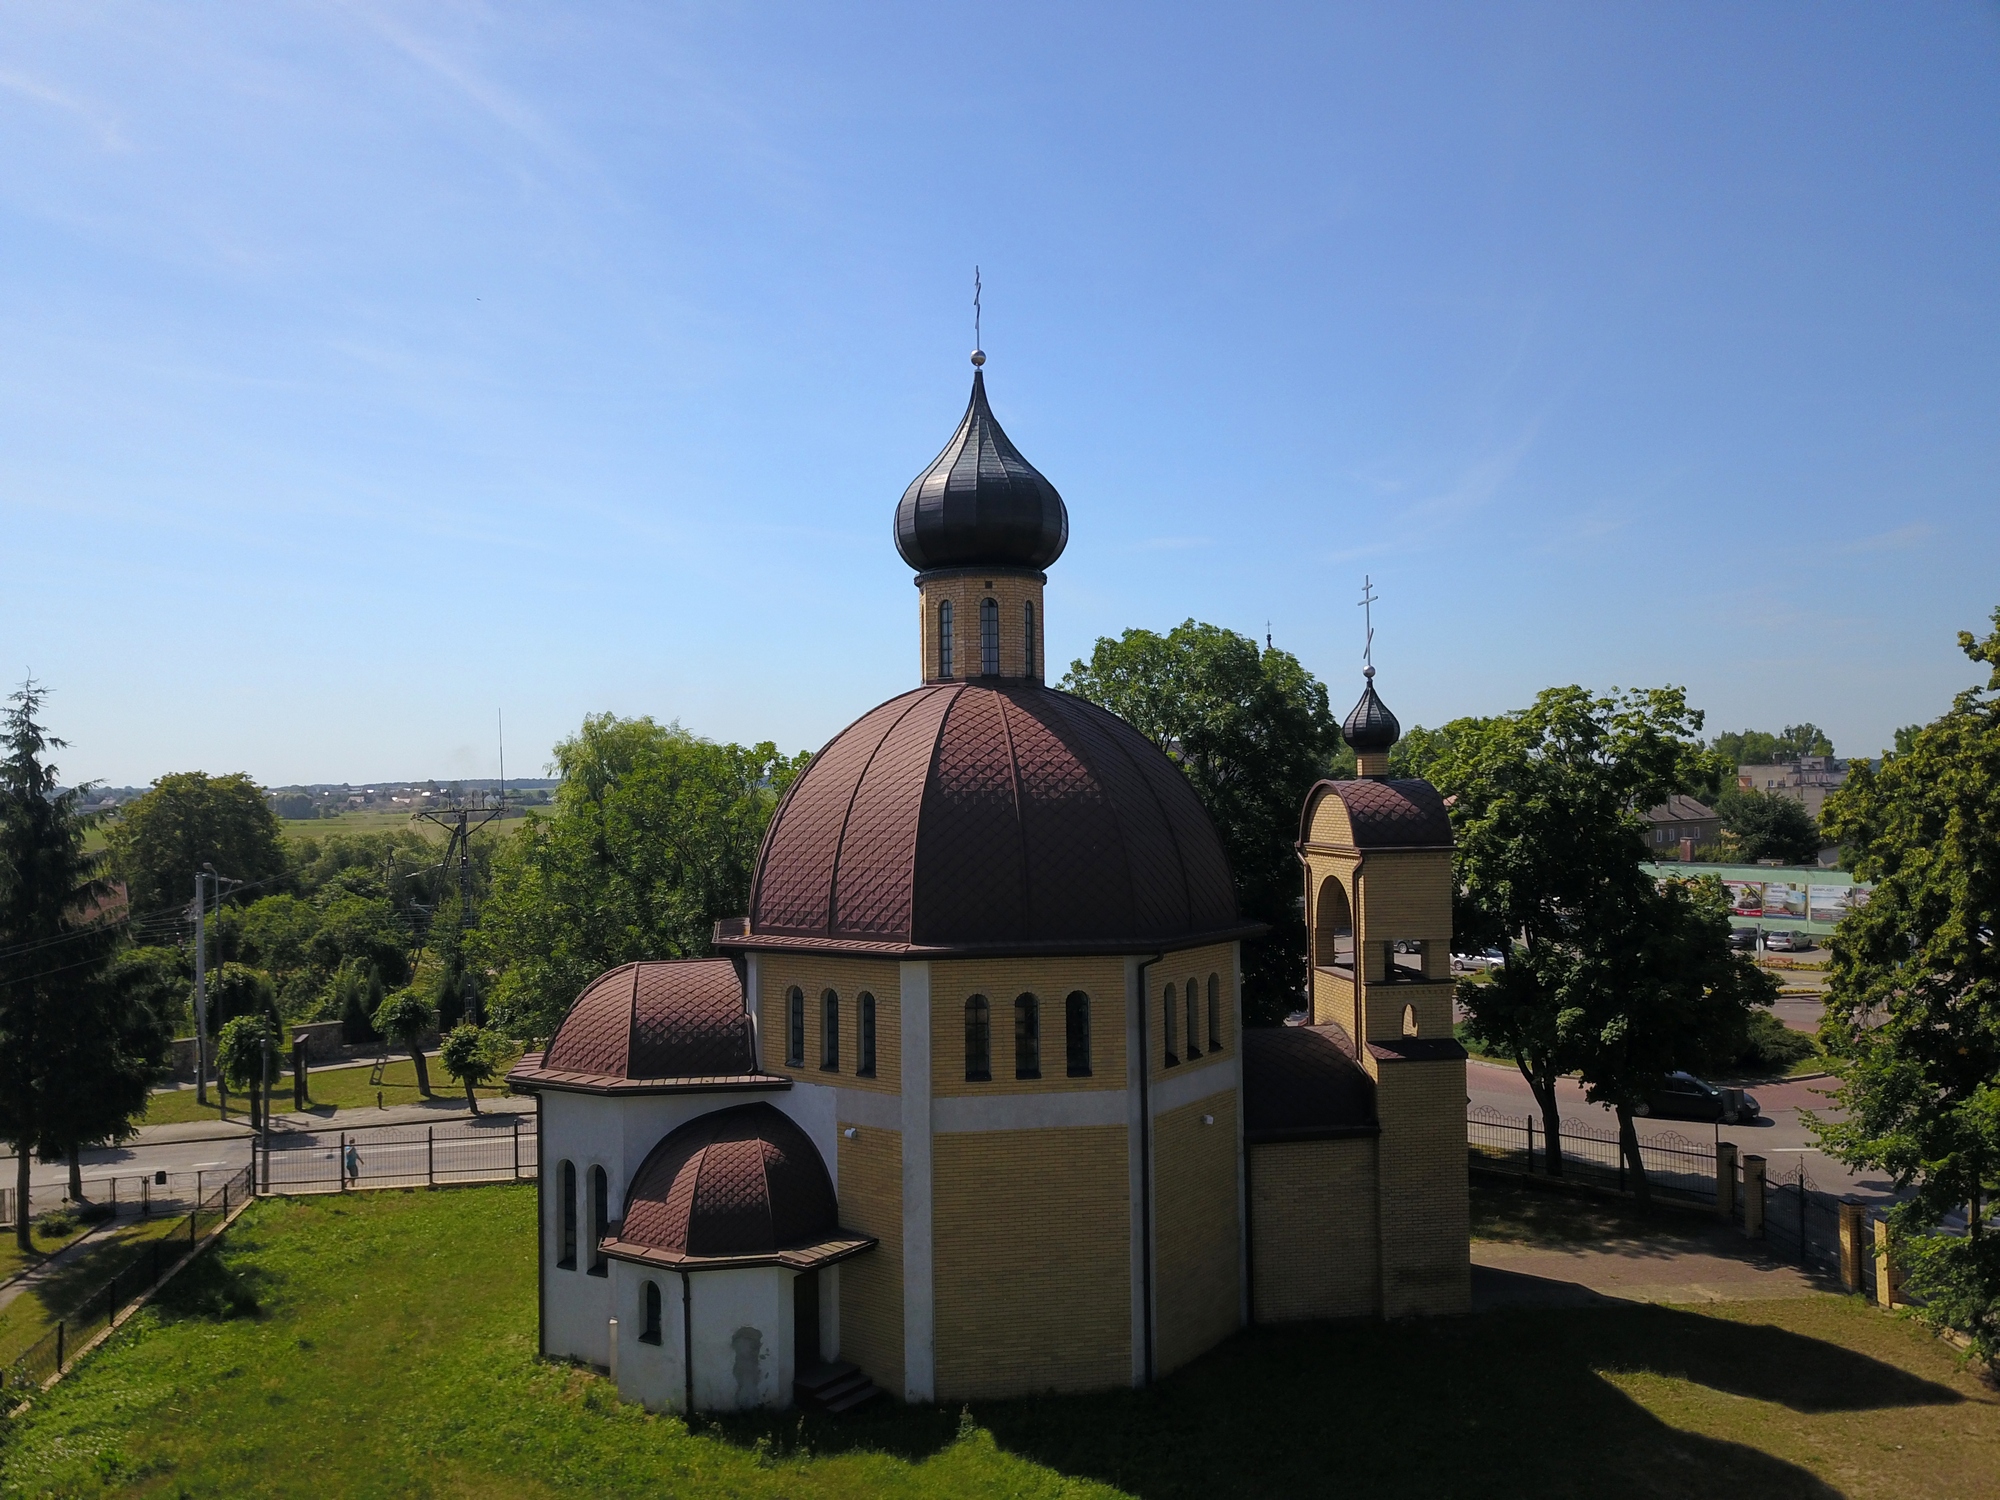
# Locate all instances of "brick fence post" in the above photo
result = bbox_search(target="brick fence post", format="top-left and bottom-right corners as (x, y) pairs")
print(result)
(1839, 1198), (1865, 1290)
(1873, 1215), (1902, 1307)
(1742, 1154), (1766, 1238)
(1716, 1141), (1738, 1220)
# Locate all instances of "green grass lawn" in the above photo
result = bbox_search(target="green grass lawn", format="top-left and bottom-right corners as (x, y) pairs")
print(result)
(0, 1223), (88, 1288)
(0, 1215), (192, 1365)
(3, 1186), (1996, 1499)
(142, 1051), (520, 1127)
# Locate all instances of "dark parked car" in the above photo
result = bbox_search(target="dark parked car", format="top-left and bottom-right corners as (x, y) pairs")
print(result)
(1727, 928), (1758, 951)
(1635, 1071), (1760, 1124)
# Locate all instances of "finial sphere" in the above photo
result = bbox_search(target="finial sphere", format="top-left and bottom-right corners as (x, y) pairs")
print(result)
(1364, 665), (1375, 679)
(970, 349), (986, 367)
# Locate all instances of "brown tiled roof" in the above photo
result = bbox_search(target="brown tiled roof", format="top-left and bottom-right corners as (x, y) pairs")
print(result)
(1365, 1036), (1468, 1064)
(603, 1103), (876, 1272)
(508, 960), (788, 1094)
(1644, 794), (1717, 824)
(734, 682), (1257, 957)
(1241, 1023), (1378, 1141)
(1298, 777), (1453, 851)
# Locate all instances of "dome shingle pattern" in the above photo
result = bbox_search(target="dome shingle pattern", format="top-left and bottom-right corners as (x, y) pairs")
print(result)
(1341, 674), (1401, 754)
(1242, 1024), (1377, 1141)
(1299, 777), (1454, 851)
(618, 1103), (839, 1259)
(894, 370), (1068, 573)
(740, 683), (1252, 955)
(529, 960), (762, 1084)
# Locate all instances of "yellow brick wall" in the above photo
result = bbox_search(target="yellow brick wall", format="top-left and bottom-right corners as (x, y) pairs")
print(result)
(1355, 851), (1452, 939)
(1151, 1090), (1243, 1374)
(1306, 792), (1354, 848)
(1374, 1060), (1471, 1317)
(835, 1123), (904, 1395)
(1362, 981), (1455, 1044)
(1146, 943), (1237, 1084)
(931, 1126), (1133, 1398)
(930, 955), (1129, 1097)
(918, 573), (1047, 683)
(1248, 1138), (1379, 1322)
(756, 956), (902, 1094)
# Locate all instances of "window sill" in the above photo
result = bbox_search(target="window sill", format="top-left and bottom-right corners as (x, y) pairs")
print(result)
(856, 1068), (876, 1079)
(1015, 1070), (1042, 1081)
(1067, 1067), (1092, 1079)
(587, 1266), (607, 1279)
(965, 1072), (991, 1083)
(556, 1259), (576, 1272)
(638, 1334), (662, 1346)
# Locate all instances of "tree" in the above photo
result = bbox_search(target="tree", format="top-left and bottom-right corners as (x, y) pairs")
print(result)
(373, 989), (437, 1096)
(1064, 622), (1350, 1022)
(216, 1014), (274, 1131)
(1712, 724), (1835, 767)
(109, 945), (191, 1038)
(1406, 685), (1765, 1181)
(1809, 606), (2000, 1362)
(104, 771), (287, 916)
(0, 682), (124, 1244)
(473, 716), (808, 1040)
(1714, 785), (1821, 864)
(439, 1023), (508, 1115)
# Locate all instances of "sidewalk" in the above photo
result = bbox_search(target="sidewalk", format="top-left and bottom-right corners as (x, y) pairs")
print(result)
(0, 1218), (120, 1314)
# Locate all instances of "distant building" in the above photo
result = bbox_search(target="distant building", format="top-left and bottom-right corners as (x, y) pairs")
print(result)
(1643, 794), (1721, 857)
(1737, 756), (1847, 821)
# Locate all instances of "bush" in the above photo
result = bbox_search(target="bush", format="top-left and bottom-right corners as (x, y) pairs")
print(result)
(1733, 1008), (1818, 1074)
(34, 1209), (77, 1239)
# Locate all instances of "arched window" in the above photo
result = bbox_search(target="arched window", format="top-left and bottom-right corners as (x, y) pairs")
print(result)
(1015, 993), (1041, 1079)
(821, 989), (840, 1071)
(858, 992), (877, 1077)
(938, 599), (955, 678)
(1163, 982), (1179, 1066)
(558, 1160), (577, 1269)
(1208, 973), (1222, 1053)
(1024, 601), (1037, 679)
(965, 995), (991, 1081)
(1184, 976), (1201, 1059)
(588, 1165), (608, 1276)
(1315, 875), (1355, 970)
(1402, 1003), (1419, 1037)
(1065, 991), (1091, 1077)
(640, 1281), (663, 1344)
(980, 596), (1000, 676)
(786, 986), (805, 1067)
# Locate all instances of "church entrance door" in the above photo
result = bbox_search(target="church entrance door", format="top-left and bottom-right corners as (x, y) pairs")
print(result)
(794, 1269), (821, 1372)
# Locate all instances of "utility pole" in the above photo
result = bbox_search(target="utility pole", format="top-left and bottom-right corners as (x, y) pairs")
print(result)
(191, 873), (209, 1105)
(414, 786), (503, 1026)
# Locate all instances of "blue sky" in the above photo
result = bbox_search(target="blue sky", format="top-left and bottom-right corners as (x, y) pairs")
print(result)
(2, 4), (1995, 787)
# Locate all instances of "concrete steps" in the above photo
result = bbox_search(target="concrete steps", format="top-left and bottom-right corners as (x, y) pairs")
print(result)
(794, 1359), (883, 1415)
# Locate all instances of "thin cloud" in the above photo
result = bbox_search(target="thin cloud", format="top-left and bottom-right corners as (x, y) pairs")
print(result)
(0, 68), (126, 150)
(1840, 522), (1933, 553)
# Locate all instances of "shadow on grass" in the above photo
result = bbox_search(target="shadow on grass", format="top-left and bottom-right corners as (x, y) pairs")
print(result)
(703, 1304), (1961, 1500)
(151, 1236), (271, 1324)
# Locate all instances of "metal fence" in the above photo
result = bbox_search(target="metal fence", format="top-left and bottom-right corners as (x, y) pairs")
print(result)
(1467, 1106), (1719, 1205)
(254, 1114), (538, 1195)
(1, 1164), (255, 1406)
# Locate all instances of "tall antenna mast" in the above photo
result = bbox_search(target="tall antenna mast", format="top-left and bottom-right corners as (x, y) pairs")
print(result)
(1358, 575), (1379, 675)
(497, 707), (506, 812)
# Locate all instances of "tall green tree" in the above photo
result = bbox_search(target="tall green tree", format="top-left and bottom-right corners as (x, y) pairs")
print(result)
(1714, 784), (1822, 864)
(1064, 622), (1350, 1022)
(473, 716), (807, 1040)
(216, 1014), (275, 1131)
(0, 683), (123, 1243)
(373, 989), (437, 1096)
(1404, 686), (1767, 1181)
(439, 1023), (508, 1115)
(1810, 606), (2000, 1362)
(1712, 724), (1835, 767)
(105, 771), (287, 915)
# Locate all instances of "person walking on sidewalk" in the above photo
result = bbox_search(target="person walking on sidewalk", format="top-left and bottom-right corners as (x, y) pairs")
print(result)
(343, 1141), (361, 1187)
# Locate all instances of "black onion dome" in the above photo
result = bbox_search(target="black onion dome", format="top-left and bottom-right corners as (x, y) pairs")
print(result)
(1342, 671), (1401, 754)
(894, 369), (1068, 573)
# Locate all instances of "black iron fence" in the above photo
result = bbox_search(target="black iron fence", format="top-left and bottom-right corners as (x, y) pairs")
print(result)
(253, 1114), (538, 1195)
(1468, 1106), (1719, 1205)
(1, 1164), (254, 1407)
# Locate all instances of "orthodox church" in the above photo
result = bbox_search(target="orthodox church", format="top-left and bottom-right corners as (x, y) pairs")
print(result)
(507, 355), (1468, 1415)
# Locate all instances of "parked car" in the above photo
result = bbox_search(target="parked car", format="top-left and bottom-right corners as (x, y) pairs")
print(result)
(1764, 930), (1798, 952)
(1634, 1071), (1761, 1124)
(1727, 928), (1758, 951)
(1451, 948), (1505, 974)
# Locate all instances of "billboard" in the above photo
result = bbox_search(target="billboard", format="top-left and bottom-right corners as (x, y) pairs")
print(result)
(1725, 881), (1763, 917)
(1763, 882), (1807, 920)
(1809, 883), (1872, 923)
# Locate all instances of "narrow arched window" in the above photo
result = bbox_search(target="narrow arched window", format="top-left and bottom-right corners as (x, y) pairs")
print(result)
(1024, 601), (1037, 679)
(1402, 1003), (1419, 1037)
(938, 599), (955, 678)
(641, 1281), (663, 1344)
(1207, 973), (1222, 1053)
(558, 1159), (577, 1269)
(1163, 982), (1179, 1066)
(821, 989), (840, 1071)
(858, 992), (877, 1076)
(980, 596), (999, 675)
(588, 1165), (608, 1276)
(1015, 993), (1041, 1079)
(1184, 976), (1201, 1059)
(965, 995), (991, 1081)
(1065, 991), (1091, 1077)
(786, 986), (805, 1067)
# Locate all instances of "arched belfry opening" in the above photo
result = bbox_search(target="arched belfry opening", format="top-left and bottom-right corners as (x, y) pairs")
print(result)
(1315, 875), (1354, 971)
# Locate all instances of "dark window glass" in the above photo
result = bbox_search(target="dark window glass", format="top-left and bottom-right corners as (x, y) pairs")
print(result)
(821, 989), (840, 1071)
(588, 1165), (609, 1276)
(787, 986), (805, 1066)
(939, 600), (954, 678)
(1065, 991), (1091, 1077)
(858, 992), (877, 1076)
(1184, 977), (1201, 1058)
(1024, 601), (1036, 678)
(559, 1159), (577, 1269)
(641, 1281), (662, 1343)
(1163, 982), (1179, 1066)
(1208, 974), (1222, 1052)
(980, 596), (999, 676)
(965, 995), (991, 1081)
(1015, 993), (1041, 1078)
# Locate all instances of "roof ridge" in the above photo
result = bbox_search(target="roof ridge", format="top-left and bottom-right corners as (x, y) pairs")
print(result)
(907, 683), (967, 943)
(826, 687), (941, 937)
(994, 690), (1033, 940)
(1036, 688), (1142, 932)
(1072, 691), (1196, 930)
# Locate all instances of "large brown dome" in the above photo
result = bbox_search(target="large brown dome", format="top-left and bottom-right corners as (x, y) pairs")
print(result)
(733, 682), (1253, 956)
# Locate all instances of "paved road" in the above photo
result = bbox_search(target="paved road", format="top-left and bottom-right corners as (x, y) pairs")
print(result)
(1465, 1056), (1892, 1204)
